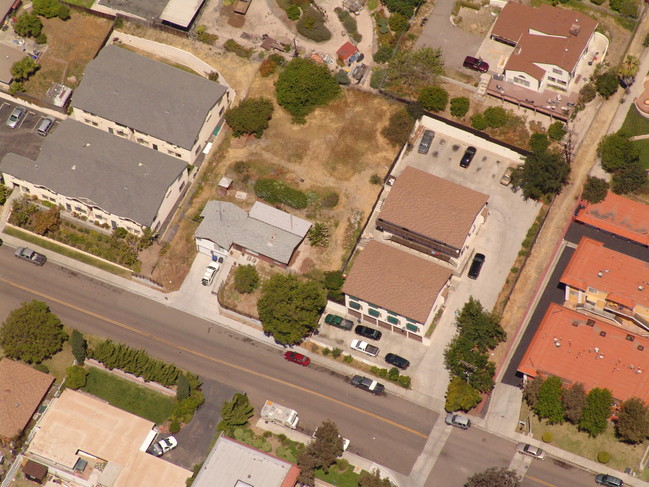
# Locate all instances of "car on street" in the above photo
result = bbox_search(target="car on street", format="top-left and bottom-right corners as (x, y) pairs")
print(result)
(6, 106), (25, 129)
(324, 313), (353, 331)
(284, 351), (310, 366)
(418, 130), (435, 154)
(516, 443), (545, 460)
(595, 474), (624, 487)
(350, 375), (385, 396)
(460, 146), (477, 168)
(445, 413), (471, 430)
(152, 436), (178, 456)
(467, 253), (485, 280)
(355, 325), (382, 341)
(385, 353), (410, 370)
(463, 56), (489, 73)
(500, 165), (516, 186)
(14, 247), (46, 266)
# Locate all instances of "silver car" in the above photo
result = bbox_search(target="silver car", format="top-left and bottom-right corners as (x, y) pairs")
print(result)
(6, 106), (25, 129)
(516, 443), (545, 459)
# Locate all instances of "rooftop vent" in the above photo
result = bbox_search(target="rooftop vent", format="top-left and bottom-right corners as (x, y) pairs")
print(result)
(71, 165), (76, 171)
(598, 271), (603, 277)
(627, 334), (635, 342)
(600, 331), (607, 337)
(572, 321), (579, 327)
(639, 345), (645, 351)
(586, 319), (595, 327)
(640, 285), (645, 291)
(569, 23), (581, 36)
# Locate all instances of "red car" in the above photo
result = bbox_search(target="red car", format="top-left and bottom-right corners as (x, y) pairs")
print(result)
(284, 351), (310, 366)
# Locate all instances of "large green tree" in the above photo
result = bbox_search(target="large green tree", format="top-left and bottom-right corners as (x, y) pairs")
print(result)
(597, 133), (639, 173)
(0, 300), (67, 363)
(562, 382), (586, 424)
(516, 150), (570, 200)
(217, 393), (254, 435)
(359, 469), (397, 487)
(275, 58), (340, 123)
(534, 376), (565, 424)
(445, 376), (482, 412)
(523, 376), (545, 409)
(70, 329), (87, 365)
(616, 397), (649, 443)
(595, 70), (619, 99)
(612, 161), (648, 194)
(309, 420), (344, 469)
(11, 57), (40, 81)
(386, 47), (445, 92)
(455, 297), (505, 352)
(225, 97), (274, 138)
(32, 0), (70, 19)
(465, 467), (521, 487)
(257, 274), (326, 345)
(444, 335), (496, 393)
(582, 176), (609, 204)
(579, 388), (612, 437)
(418, 85), (448, 112)
(13, 13), (43, 38)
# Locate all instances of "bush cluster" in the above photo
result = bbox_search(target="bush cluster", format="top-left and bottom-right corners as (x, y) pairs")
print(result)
(297, 5), (332, 42)
(254, 178), (308, 209)
(234, 427), (273, 452)
(335, 8), (362, 43)
(369, 365), (412, 388)
(224, 39), (253, 59)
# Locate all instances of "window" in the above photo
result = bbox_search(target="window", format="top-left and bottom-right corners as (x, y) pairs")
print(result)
(552, 68), (562, 75)
(152, 144), (158, 151)
(84, 119), (91, 124)
(349, 301), (361, 310)
(108, 127), (114, 134)
(21, 186), (30, 193)
(513, 76), (530, 88)
(387, 316), (399, 325)
(368, 308), (380, 318)
(219, 106), (225, 116)
(406, 323), (419, 333)
(547, 76), (556, 82)
(116, 130), (127, 137)
(91, 121), (98, 127)
(136, 138), (146, 144)
(587, 287), (598, 294)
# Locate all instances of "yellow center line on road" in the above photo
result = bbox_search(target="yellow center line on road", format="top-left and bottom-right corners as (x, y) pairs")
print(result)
(1, 277), (429, 439)
(525, 475), (561, 487)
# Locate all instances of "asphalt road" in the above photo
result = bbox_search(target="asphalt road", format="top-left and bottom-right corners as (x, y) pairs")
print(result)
(523, 458), (598, 487)
(0, 246), (434, 474)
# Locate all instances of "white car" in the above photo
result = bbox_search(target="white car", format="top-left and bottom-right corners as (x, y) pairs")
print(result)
(201, 261), (220, 286)
(152, 436), (177, 456)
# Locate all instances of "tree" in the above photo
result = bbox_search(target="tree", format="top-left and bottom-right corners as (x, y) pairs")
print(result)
(217, 393), (254, 435)
(297, 448), (317, 486)
(323, 270), (345, 303)
(310, 420), (344, 469)
(11, 56), (40, 81)
(382, 0), (419, 16)
(529, 133), (550, 154)
(275, 58), (340, 123)
(562, 382), (586, 424)
(483, 107), (508, 128)
(465, 468), (520, 487)
(335, 69), (351, 85)
(0, 301), (67, 363)
(595, 70), (619, 99)
(234, 265), (260, 294)
(523, 376), (545, 409)
(534, 376), (565, 423)
(359, 469), (396, 487)
(33, 0), (70, 19)
(70, 329), (87, 365)
(518, 150), (570, 200)
(65, 365), (87, 390)
(445, 376), (482, 412)
(225, 97), (274, 138)
(612, 161), (648, 194)
(450, 97), (470, 118)
(176, 373), (190, 401)
(307, 222), (330, 247)
(582, 177), (609, 204)
(471, 113), (487, 130)
(257, 274), (326, 345)
(418, 85), (448, 112)
(381, 108), (414, 147)
(32, 206), (60, 236)
(14, 13), (43, 38)
(373, 45), (394, 64)
(388, 12), (409, 32)
(444, 335), (496, 393)
(386, 47), (445, 92)
(286, 4), (301, 20)
(548, 121), (566, 141)
(455, 297), (506, 352)
(616, 397), (649, 443)
(597, 133), (639, 172)
(579, 388), (612, 437)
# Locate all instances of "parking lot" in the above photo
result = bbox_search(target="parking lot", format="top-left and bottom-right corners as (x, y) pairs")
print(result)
(0, 101), (59, 161)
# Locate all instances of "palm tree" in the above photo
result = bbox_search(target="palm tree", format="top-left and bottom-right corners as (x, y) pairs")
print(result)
(619, 55), (639, 88)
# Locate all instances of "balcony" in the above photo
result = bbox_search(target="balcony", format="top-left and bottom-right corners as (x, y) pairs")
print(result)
(604, 302), (649, 331)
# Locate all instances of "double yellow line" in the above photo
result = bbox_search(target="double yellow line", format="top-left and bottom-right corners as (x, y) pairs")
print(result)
(1, 276), (428, 439)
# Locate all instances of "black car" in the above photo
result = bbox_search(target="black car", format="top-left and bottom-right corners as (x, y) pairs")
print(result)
(385, 353), (410, 370)
(460, 146), (477, 168)
(418, 130), (435, 154)
(355, 325), (382, 341)
(468, 253), (485, 280)
(351, 375), (385, 395)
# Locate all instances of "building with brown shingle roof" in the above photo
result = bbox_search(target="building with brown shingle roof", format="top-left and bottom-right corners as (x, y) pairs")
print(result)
(342, 241), (452, 340)
(491, 3), (597, 93)
(376, 166), (488, 265)
(0, 358), (54, 444)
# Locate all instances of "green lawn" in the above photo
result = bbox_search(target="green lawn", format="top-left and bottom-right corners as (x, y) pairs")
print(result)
(631, 138), (649, 169)
(314, 466), (361, 487)
(42, 342), (74, 382)
(63, 0), (95, 6)
(620, 105), (649, 137)
(82, 368), (174, 424)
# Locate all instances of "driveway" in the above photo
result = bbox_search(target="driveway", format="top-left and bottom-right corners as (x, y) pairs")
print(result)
(0, 101), (57, 161)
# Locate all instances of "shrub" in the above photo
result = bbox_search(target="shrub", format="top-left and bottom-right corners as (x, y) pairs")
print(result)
(529, 133), (550, 154)
(287, 4), (301, 20)
(297, 6), (332, 42)
(450, 97), (470, 118)
(320, 191), (339, 207)
(644, 33), (649, 48)
(597, 451), (610, 463)
(388, 367), (400, 381)
(65, 365), (87, 390)
(225, 97), (275, 138)
(332, 347), (343, 358)
(541, 432), (553, 443)
(418, 85), (448, 112)
(335, 69), (351, 85)
(548, 121), (566, 141)
(370, 68), (387, 89)
(381, 108), (414, 147)
(471, 113), (487, 130)
(322, 348), (331, 356)
(269, 53), (286, 66)
(483, 106), (508, 128)
(343, 355), (353, 363)
(224, 39), (253, 59)
(370, 174), (382, 185)
(399, 375), (411, 388)
(406, 101), (424, 120)
(579, 82), (597, 105)
(259, 58), (278, 77)
(254, 178), (308, 208)
(374, 45), (394, 63)
(234, 265), (260, 294)
(388, 12), (409, 33)
(595, 70), (619, 99)
(336, 458), (350, 472)
(169, 420), (181, 434)
(307, 223), (330, 247)
(336, 9), (362, 42)
(33, 363), (49, 373)
(377, 368), (388, 378)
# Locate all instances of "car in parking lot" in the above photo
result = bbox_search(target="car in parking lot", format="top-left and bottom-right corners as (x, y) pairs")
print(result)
(6, 106), (25, 129)
(37, 116), (55, 136)
(463, 56), (489, 73)
(516, 443), (545, 459)
(350, 375), (385, 395)
(152, 436), (178, 456)
(284, 351), (310, 366)
(418, 130), (435, 154)
(595, 474), (623, 486)
(467, 253), (485, 280)
(324, 313), (353, 331)
(385, 353), (410, 370)
(500, 165), (516, 186)
(15, 247), (46, 266)
(355, 325), (382, 341)
(445, 413), (471, 430)
(460, 146), (477, 168)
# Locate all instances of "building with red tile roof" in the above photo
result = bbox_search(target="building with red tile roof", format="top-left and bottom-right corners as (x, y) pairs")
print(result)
(342, 240), (452, 340)
(376, 166), (489, 264)
(575, 192), (649, 246)
(491, 3), (598, 93)
(561, 237), (649, 330)
(519, 304), (649, 404)
(336, 42), (358, 65)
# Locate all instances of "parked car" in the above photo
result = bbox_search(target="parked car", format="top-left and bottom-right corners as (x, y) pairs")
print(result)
(324, 313), (354, 331)
(595, 474), (624, 487)
(152, 436), (178, 456)
(201, 261), (220, 286)
(467, 253), (485, 280)
(350, 375), (385, 396)
(6, 106), (25, 129)
(385, 353), (410, 370)
(516, 443), (545, 460)
(14, 247), (46, 266)
(463, 56), (489, 73)
(460, 146), (477, 168)
(445, 413), (471, 430)
(284, 351), (310, 366)
(500, 165), (516, 186)
(355, 325), (382, 341)
(418, 130), (435, 154)
(37, 116), (55, 136)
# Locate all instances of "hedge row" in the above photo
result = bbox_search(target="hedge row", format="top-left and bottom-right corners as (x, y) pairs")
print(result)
(254, 179), (308, 209)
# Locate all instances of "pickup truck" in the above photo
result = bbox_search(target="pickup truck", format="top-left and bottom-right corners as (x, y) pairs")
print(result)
(201, 262), (220, 286)
(350, 339), (379, 357)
